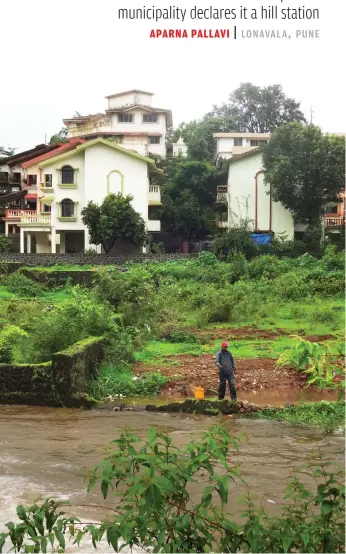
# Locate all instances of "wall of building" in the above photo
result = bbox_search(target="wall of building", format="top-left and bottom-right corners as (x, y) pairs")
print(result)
(41, 151), (86, 233)
(227, 152), (294, 238)
(84, 143), (150, 224)
(108, 92), (153, 109)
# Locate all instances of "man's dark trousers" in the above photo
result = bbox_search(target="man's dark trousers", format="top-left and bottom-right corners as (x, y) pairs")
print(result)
(218, 370), (236, 401)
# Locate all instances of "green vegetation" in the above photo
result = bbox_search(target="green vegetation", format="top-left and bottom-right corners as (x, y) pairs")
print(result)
(249, 401), (345, 432)
(90, 364), (167, 398)
(0, 247), (344, 416)
(1, 426), (344, 553)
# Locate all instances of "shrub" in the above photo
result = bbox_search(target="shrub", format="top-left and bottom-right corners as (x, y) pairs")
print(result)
(212, 227), (259, 260)
(89, 364), (167, 399)
(322, 244), (345, 271)
(309, 306), (340, 325)
(5, 272), (44, 297)
(248, 255), (287, 280)
(0, 235), (11, 253)
(162, 330), (200, 344)
(273, 272), (309, 300)
(18, 288), (113, 362)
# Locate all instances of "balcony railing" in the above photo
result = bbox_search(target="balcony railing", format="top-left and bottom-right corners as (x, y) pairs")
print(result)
(20, 215), (51, 225)
(149, 185), (161, 204)
(5, 209), (37, 219)
(325, 216), (345, 227)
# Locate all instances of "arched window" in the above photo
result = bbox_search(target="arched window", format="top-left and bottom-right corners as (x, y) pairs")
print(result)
(61, 198), (75, 217)
(61, 165), (74, 184)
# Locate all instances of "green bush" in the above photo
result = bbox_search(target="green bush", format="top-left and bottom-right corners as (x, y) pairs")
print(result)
(322, 244), (345, 271)
(0, 235), (11, 253)
(273, 272), (309, 300)
(90, 364), (167, 399)
(162, 330), (200, 344)
(212, 227), (259, 260)
(248, 254), (288, 280)
(5, 272), (44, 297)
(17, 288), (113, 362)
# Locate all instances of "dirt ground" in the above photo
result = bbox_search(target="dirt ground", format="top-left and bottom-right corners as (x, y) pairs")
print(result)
(135, 355), (307, 397)
(189, 326), (288, 341)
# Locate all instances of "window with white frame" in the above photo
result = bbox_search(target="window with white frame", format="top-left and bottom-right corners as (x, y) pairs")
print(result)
(234, 138), (243, 146)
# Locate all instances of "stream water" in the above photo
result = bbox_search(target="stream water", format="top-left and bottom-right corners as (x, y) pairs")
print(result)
(0, 402), (343, 553)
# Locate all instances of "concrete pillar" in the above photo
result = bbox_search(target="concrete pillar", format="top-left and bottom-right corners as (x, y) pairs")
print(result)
(27, 233), (32, 254)
(5, 222), (8, 237)
(84, 230), (90, 251)
(51, 228), (56, 254)
(59, 232), (66, 254)
(20, 228), (25, 253)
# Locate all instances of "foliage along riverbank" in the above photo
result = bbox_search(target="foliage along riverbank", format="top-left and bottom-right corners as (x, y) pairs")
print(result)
(0, 247), (344, 424)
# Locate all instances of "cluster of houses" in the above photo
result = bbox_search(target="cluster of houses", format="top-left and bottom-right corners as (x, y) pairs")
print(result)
(0, 89), (344, 254)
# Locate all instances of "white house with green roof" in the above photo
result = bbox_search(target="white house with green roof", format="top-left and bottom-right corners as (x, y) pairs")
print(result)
(17, 138), (163, 254)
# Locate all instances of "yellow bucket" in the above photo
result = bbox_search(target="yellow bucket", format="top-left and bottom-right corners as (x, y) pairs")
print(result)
(194, 387), (205, 400)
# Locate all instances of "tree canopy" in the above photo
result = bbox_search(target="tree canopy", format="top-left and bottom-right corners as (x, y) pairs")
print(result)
(81, 193), (147, 253)
(262, 123), (345, 225)
(49, 128), (68, 145)
(174, 83), (306, 161)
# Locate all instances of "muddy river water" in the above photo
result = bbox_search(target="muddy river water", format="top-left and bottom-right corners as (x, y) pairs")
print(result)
(0, 402), (343, 553)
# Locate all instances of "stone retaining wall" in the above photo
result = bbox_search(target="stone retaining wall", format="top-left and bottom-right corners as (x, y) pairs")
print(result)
(0, 337), (104, 407)
(0, 253), (196, 267)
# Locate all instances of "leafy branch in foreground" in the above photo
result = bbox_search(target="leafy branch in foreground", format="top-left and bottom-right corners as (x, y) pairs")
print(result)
(0, 426), (344, 553)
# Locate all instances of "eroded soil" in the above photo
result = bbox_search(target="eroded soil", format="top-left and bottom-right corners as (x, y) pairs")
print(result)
(135, 355), (307, 397)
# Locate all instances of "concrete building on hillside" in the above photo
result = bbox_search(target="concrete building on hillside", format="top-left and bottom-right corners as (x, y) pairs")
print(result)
(1, 140), (85, 236)
(214, 132), (270, 161)
(63, 90), (172, 157)
(13, 138), (163, 254)
(216, 149), (295, 238)
(216, 147), (346, 239)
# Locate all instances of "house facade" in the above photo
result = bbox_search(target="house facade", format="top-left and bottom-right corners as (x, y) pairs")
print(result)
(217, 148), (346, 239)
(63, 90), (172, 157)
(217, 149), (295, 238)
(1, 140), (86, 237)
(214, 132), (270, 161)
(14, 138), (162, 254)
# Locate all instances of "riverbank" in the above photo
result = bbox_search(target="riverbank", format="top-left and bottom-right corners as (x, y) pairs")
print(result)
(94, 399), (345, 432)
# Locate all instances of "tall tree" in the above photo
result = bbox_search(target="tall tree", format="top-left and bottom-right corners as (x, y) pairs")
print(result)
(164, 160), (217, 206)
(262, 123), (345, 226)
(49, 128), (68, 145)
(161, 190), (206, 241)
(81, 193), (147, 253)
(207, 83), (306, 133)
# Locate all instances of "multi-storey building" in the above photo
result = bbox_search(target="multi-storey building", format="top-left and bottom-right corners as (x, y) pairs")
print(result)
(213, 132), (270, 161)
(63, 90), (172, 157)
(11, 138), (162, 254)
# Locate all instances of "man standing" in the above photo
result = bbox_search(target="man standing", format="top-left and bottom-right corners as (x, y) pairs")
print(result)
(216, 341), (237, 401)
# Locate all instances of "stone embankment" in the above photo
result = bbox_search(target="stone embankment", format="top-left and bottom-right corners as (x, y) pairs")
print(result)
(94, 399), (263, 416)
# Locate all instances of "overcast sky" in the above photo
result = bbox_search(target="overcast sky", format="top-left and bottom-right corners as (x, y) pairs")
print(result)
(0, 0), (344, 151)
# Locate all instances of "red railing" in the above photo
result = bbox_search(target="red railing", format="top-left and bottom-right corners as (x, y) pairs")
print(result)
(5, 209), (37, 219)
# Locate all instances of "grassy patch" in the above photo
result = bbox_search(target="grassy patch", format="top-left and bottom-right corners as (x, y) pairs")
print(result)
(248, 401), (345, 432)
(135, 340), (205, 365)
(90, 363), (168, 399)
